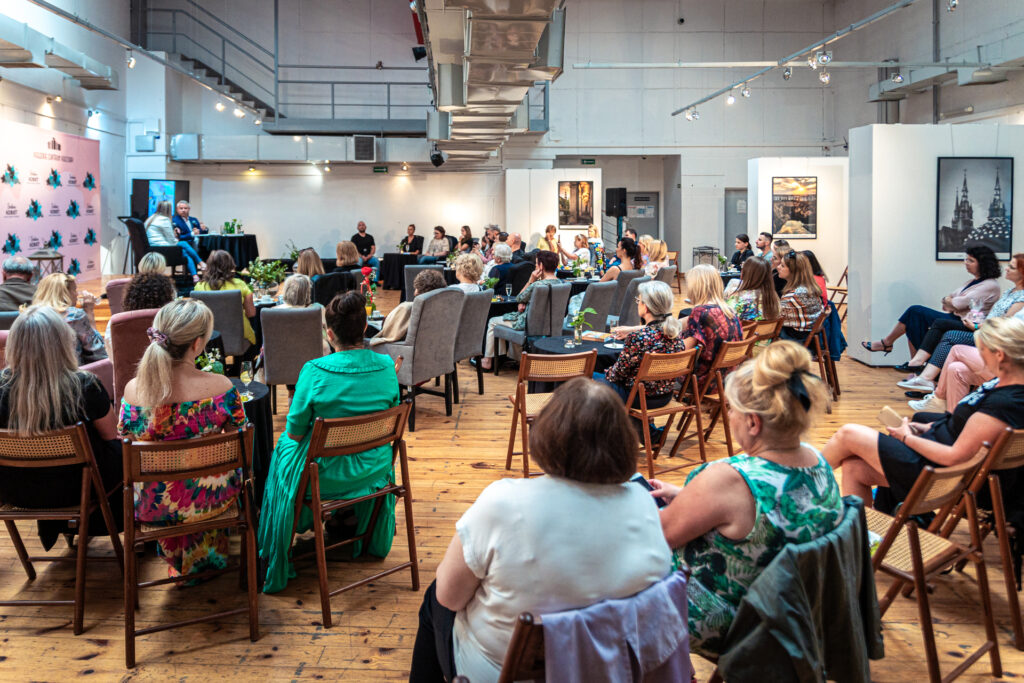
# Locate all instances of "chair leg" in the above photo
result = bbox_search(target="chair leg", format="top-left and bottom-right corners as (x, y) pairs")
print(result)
(309, 469), (332, 629)
(451, 369), (460, 405)
(245, 524), (260, 641)
(720, 402), (736, 457)
(73, 476), (92, 635)
(408, 387), (417, 432)
(124, 530), (136, 668)
(990, 476), (1024, 650)
(444, 374), (453, 416)
(693, 402), (708, 464)
(505, 403), (519, 471)
(521, 412), (531, 478)
(271, 385), (277, 415)
(475, 358), (484, 395)
(906, 523), (943, 683)
(642, 418), (655, 480)
(5, 520), (35, 580)
(402, 488), (420, 591)
(968, 507), (1003, 677)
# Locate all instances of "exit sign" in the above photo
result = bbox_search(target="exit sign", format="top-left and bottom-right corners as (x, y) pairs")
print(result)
(580, 159), (595, 165)
(373, 166), (388, 173)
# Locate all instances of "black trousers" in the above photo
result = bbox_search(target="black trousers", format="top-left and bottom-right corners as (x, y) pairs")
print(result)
(919, 317), (971, 355)
(409, 581), (458, 682)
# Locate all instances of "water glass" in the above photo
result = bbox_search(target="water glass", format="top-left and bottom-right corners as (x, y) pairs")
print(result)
(505, 284), (512, 299)
(240, 361), (254, 399)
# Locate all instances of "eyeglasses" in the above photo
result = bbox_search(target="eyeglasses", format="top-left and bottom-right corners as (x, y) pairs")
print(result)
(635, 295), (644, 305)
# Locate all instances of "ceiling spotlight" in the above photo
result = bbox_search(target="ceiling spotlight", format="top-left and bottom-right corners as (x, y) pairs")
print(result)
(401, 162), (409, 171)
(782, 67), (792, 80)
(891, 72), (905, 83)
(946, 0), (958, 11)
(126, 50), (136, 69)
(247, 165), (255, 172)
(725, 93), (735, 105)
(253, 116), (262, 125)
(691, 109), (700, 120)
(306, 136), (312, 143)
(684, 109), (694, 121)
(324, 164), (331, 172)
(741, 85), (751, 98)
(233, 107), (245, 118)
(807, 55), (818, 70)
(817, 51), (832, 65)
(293, 135), (301, 142)
(215, 101), (225, 112)
(819, 70), (831, 85)
(54, 95), (62, 102)
(430, 144), (446, 167)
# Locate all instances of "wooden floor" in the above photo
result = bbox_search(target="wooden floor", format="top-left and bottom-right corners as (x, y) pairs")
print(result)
(0, 280), (1020, 680)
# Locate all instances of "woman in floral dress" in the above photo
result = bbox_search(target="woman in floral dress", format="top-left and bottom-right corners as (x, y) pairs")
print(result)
(119, 299), (246, 579)
(680, 265), (744, 387)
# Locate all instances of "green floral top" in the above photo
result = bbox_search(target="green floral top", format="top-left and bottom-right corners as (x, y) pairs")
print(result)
(501, 277), (560, 331)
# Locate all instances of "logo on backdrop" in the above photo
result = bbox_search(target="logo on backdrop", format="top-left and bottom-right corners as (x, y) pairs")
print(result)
(65, 200), (80, 218)
(4, 203), (15, 218)
(85, 202), (95, 216)
(45, 169), (62, 188)
(46, 230), (63, 249)
(25, 200), (42, 220)
(68, 232), (79, 246)
(1, 165), (18, 185)
(3, 234), (20, 255)
(83, 228), (97, 246)
(47, 138), (61, 152)
(67, 258), (80, 276)
(26, 170), (40, 184)
(82, 172), (96, 190)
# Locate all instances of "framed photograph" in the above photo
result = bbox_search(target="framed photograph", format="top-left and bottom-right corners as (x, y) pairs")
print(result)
(936, 157), (1013, 261)
(771, 177), (817, 239)
(558, 180), (593, 226)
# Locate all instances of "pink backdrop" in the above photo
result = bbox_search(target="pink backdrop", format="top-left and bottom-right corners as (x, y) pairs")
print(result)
(0, 119), (101, 279)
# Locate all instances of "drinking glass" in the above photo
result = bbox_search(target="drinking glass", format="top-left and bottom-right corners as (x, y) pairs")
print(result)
(505, 284), (512, 299)
(240, 361), (254, 400)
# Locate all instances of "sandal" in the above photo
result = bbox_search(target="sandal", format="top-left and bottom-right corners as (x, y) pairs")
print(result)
(860, 340), (893, 355)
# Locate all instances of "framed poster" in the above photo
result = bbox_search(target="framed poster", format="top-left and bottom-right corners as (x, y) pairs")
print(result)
(936, 157), (1013, 261)
(558, 180), (593, 226)
(771, 177), (817, 239)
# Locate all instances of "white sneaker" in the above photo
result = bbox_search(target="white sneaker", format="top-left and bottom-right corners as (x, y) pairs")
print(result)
(908, 393), (946, 412)
(897, 376), (935, 391)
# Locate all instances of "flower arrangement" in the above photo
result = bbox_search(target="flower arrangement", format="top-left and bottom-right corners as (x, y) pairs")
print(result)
(571, 255), (588, 278)
(284, 239), (302, 261)
(247, 258), (288, 288)
(716, 254), (729, 271)
(484, 276), (499, 290)
(222, 218), (243, 234)
(360, 266), (377, 314)
(195, 348), (224, 374)
(595, 244), (605, 273)
(569, 307), (598, 343)
(445, 250), (458, 267)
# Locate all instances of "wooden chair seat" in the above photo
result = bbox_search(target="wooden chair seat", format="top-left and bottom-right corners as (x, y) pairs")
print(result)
(0, 501), (81, 514)
(138, 504), (241, 535)
(507, 392), (554, 415)
(865, 507), (959, 574)
(635, 398), (692, 419)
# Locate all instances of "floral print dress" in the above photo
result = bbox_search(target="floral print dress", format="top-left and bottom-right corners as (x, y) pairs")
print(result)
(118, 388), (247, 579)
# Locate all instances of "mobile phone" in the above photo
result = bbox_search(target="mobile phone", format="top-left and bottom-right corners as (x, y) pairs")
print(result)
(878, 405), (904, 430)
(630, 473), (668, 508)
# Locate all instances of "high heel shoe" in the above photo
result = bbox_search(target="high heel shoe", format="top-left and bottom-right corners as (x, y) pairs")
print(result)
(860, 340), (893, 355)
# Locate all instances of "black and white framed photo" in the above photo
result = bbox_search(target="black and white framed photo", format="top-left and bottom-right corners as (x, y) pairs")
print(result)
(936, 157), (1013, 260)
(771, 177), (817, 239)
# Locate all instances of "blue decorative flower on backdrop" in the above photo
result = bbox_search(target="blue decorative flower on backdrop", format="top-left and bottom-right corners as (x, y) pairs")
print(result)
(3, 234), (21, 255)
(65, 200), (80, 218)
(47, 230), (63, 249)
(84, 228), (97, 246)
(46, 169), (62, 188)
(1, 165), (18, 185)
(82, 172), (96, 190)
(67, 258), (81, 276)
(25, 200), (42, 220)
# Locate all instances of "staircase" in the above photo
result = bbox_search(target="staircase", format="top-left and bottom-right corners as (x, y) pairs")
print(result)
(165, 53), (280, 120)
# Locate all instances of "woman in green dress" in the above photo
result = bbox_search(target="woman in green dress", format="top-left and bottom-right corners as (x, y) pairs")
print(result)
(259, 290), (401, 593)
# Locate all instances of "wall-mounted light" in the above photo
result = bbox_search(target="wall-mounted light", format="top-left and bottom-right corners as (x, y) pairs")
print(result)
(215, 101), (225, 112)
(725, 93), (735, 105)
(817, 51), (832, 65)
(233, 107), (245, 118)
(401, 162), (409, 171)
(741, 85), (751, 98)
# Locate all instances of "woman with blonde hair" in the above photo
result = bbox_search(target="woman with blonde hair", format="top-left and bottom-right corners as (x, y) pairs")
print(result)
(679, 264), (743, 386)
(558, 233), (592, 266)
(138, 251), (168, 275)
(777, 251), (823, 342)
(0, 306), (123, 548)
(537, 224), (558, 253)
(826, 315), (1024, 512)
(334, 241), (361, 272)
(295, 248), (325, 279)
(118, 298), (246, 579)
(32, 272), (106, 364)
(638, 234), (654, 264)
(454, 253), (483, 293)
(144, 200), (201, 278)
(650, 341), (841, 656)
(644, 239), (670, 277)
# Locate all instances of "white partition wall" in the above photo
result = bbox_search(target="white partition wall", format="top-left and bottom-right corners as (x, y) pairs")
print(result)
(848, 124), (1024, 366)
(505, 168), (602, 248)
(746, 157), (849, 284)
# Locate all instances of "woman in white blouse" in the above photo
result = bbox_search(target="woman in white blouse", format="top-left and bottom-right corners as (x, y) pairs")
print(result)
(144, 200), (202, 278)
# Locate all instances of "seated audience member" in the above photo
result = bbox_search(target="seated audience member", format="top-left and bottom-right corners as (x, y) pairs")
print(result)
(103, 271), (177, 355)
(454, 253), (483, 293)
(0, 256), (37, 311)
(351, 221), (379, 273)
(777, 252), (823, 342)
(479, 226), (498, 260)
(537, 224), (558, 253)
(729, 233), (754, 269)
(895, 252), (1024, 387)
(862, 245), (1001, 355)
(483, 243), (513, 282)
(801, 250), (830, 306)
(32, 273), (106, 364)
(137, 251), (168, 275)
(400, 224), (424, 255)
(587, 224), (604, 251)
(369, 269), (447, 347)
(826, 316), (1024, 512)
(458, 226), (474, 254)
(419, 226), (451, 264)
(770, 240), (792, 295)
(0, 306), (123, 549)
(118, 299), (246, 580)
(259, 291), (401, 593)
(638, 234), (654, 264)
(295, 248), (326, 280)
(193, 250), (257, 348)
(255, 274), (329, 368)
(409, 378), (672, 681)
(644, 239), (670, 277)
(667, 264), (742, 387)
(559, 233), (592, 266)
(334, 241), (362, 273)
(172, 200), (208, 245)
(599, 237), (642, 283)
(624, 227), (638, 241)
(479, 251), (560, 370)
(507, 232), (528, 263)
(756, 231), (774, 261)
(145, 200), (202, 278)
(650, 341), (841, 656)
(725, 257), (781, 322)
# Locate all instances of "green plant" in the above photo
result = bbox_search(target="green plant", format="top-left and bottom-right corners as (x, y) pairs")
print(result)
(195, 348), (224, 375)
(222, 218), (243, 234)
(570, 307), (597, 331)
(284, 239), (301, 261)
(247, 257), (287, 286)
(446, 251), (458, 266)
(484, 276), (499, 290)
(716, 254), (728, 266)
(571, 256), (588, 277)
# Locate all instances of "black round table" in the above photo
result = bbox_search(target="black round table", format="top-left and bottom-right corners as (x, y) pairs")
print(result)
(381, 253), (418, 290)
(532, 335), (622, 373)
(231, 378), (273, 507)
(487, 294), (519, 320)
(198, 234), (260, 268)
(443, 268), (457, 286)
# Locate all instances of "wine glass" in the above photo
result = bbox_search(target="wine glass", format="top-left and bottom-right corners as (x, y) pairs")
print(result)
(505, 284), (512, 299)
(240, 361), (254, 400)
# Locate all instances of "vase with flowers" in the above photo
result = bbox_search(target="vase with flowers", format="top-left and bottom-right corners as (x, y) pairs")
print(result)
(360, 266), (377, 318)
(567, 306), (597, 347)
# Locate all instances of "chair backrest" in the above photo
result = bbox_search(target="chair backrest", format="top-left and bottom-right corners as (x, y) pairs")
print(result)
(654, 265), (677, 286)
(990, 427), (1024, 472)
(445, 235), (458, 252)
(709, 337), (757, 374)
(498, 613), (545, 683)
(523, 282), (571, 337)
(190, 289), (250, 356)
(616, 275), (651, 326)
(121, 425), (253, 484)
(307, 402), (411, 461)
(400, 287), (464, 384)
(0, 330), (8, 367)
(403, 264), (444, 302)
(80, 358), (115, 400)
(312, 271), (357, 308)
(105, 278), (132, 316)
(516, 349), (598, 385)
(666, 250), (678, 266)
(109, 308), (159, 405)
(574, 280), (617, 332)
(801, 309), (828, 348)
(124, 218), (151, 268)
(748, 317), (784, 344)
(261, 307), (324, 385)
(0, 311), (18, 331)
(611, 269), (643, 315)
(453, 289), (494, 362)
(0, 422), (91, 470)
(635, 347), (698, 383)
(902, 455), (986, 519)
(509, 262), (535, 295)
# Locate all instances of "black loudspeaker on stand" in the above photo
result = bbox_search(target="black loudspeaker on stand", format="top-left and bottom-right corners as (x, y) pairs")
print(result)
(605, 187), (627, 218)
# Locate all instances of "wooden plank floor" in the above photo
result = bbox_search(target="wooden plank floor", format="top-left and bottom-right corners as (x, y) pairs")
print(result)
(0, 280), (1020, 680)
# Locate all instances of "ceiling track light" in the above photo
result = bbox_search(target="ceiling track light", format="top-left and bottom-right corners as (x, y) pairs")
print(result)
(233, 107), (245, 118)
(782, 66), (792, 80)
(807, 55), (818, 70)
(891, 72), (905, 83)
(684, 109), (694, 121)
(946, 0), (958, 11)
(817, 50), (832, 65)
(740, 85), (751, 98)
(401, 162), (409, 171)
(247, 165), (256, 172)
(819, 70), (831, 85)
(126, 49), (136, 69)
(253, 116), (262, 125)
(725, 93), (735, 105)
(324, 164), (331, 172)
(692, 109), (700, 120)
(214, 101), (225, 112)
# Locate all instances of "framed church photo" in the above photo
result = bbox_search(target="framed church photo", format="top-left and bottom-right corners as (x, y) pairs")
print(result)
(771, 177), (817, 239)
(936, 157), (1013, 261)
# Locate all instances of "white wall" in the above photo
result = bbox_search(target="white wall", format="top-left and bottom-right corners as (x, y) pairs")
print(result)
(747, 156), (849, 282)
(504, 168), (602, 249)
(848, 123), (1024, 366)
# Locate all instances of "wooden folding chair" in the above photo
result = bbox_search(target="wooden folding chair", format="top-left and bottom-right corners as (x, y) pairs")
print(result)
(290, 401), (417, 629)
(122, 426), (258, 667)
(0, 423), (124, 635)
(801, 313), (837, 405)
(623, 349), (705, 478)
(667, 250), (683, 293)
(867, 455), (1001, 682)
(671, 338), (756, 459)
(828, 266), (848, 323)
(505, 350), (598, 477)
(744, 317), (784, 345)
(498, 612), (545, 683)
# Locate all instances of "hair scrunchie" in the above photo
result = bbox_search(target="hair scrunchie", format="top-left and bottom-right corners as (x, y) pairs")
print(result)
(786, 370), (812, 412)
(146, 326), (169, 348)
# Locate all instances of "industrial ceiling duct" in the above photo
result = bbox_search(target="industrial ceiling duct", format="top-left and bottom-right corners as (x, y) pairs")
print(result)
(437, 63), (466, 111)
(427, 110), (452, 140)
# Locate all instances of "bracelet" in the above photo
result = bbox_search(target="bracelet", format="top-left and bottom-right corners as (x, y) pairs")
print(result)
(902, 433), (910, 444)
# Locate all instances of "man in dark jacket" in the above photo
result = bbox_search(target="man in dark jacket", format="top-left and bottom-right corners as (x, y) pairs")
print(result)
(0, 256), (36, 311)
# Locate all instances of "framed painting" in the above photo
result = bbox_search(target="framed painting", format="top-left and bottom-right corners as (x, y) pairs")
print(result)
(771, 177), (817, 239)
(936, 157), (1013, 260)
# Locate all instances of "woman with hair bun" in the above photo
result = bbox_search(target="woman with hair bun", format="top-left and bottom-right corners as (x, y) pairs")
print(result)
(650, 341), (842, 656)
(259, 290), (401, 593)
(118, 298), (246, 579)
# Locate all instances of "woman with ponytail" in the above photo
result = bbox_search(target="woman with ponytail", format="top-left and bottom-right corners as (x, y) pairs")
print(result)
(649, 341), (841, 656)
(118, 299), (246, 579)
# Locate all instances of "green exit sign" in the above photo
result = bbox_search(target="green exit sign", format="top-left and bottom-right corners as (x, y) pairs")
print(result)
(373, 166), (388, 173)
(580, 159), (596, 165)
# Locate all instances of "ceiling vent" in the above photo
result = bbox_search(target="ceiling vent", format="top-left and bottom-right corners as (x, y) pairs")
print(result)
(352, 135), (377, 162)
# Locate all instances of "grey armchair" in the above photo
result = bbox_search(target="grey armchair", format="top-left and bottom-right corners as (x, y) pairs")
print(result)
(492, 281), (571, 375)
(189, 289), (252, 358)
(654, 266), (678, 287)
(608, 269), (644, 318)
(450, 288), (494, 402)
(376, 287), (464, 431)
(0, 311), (19, 331)
(608, 275), (651, 328)
(260, 307), (325, 413)
(403, 264), (444, 302)
(562, 280), (617, 335)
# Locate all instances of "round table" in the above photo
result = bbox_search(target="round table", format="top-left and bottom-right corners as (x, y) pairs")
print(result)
(721, 270), (741, 288)
(198, 234), (260, 268)
(487, 295), (519, 320)
(381, 253), (419, 290)
(532, 335), (622, 373)
(231, 378), (273, 507)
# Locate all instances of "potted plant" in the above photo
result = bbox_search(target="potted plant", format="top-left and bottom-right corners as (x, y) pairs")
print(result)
(247, 258), (287, 299)
(445, 250), (458, 267)
(483, 276), (499, 291)
(571, 255), (588, 278)
(716, 254), (729, 272)
(195, 348), (224, 375)
(568, 307), (597, 345)
(284, 239), (302, 262)
(222, 218), (243, 235)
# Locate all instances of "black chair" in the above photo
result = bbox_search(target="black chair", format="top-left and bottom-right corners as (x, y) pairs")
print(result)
(312, 272), (358, 308)
(445, 235), (458, 253)
(509, 262), (535, 296)
(122, 217), (187, 274)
